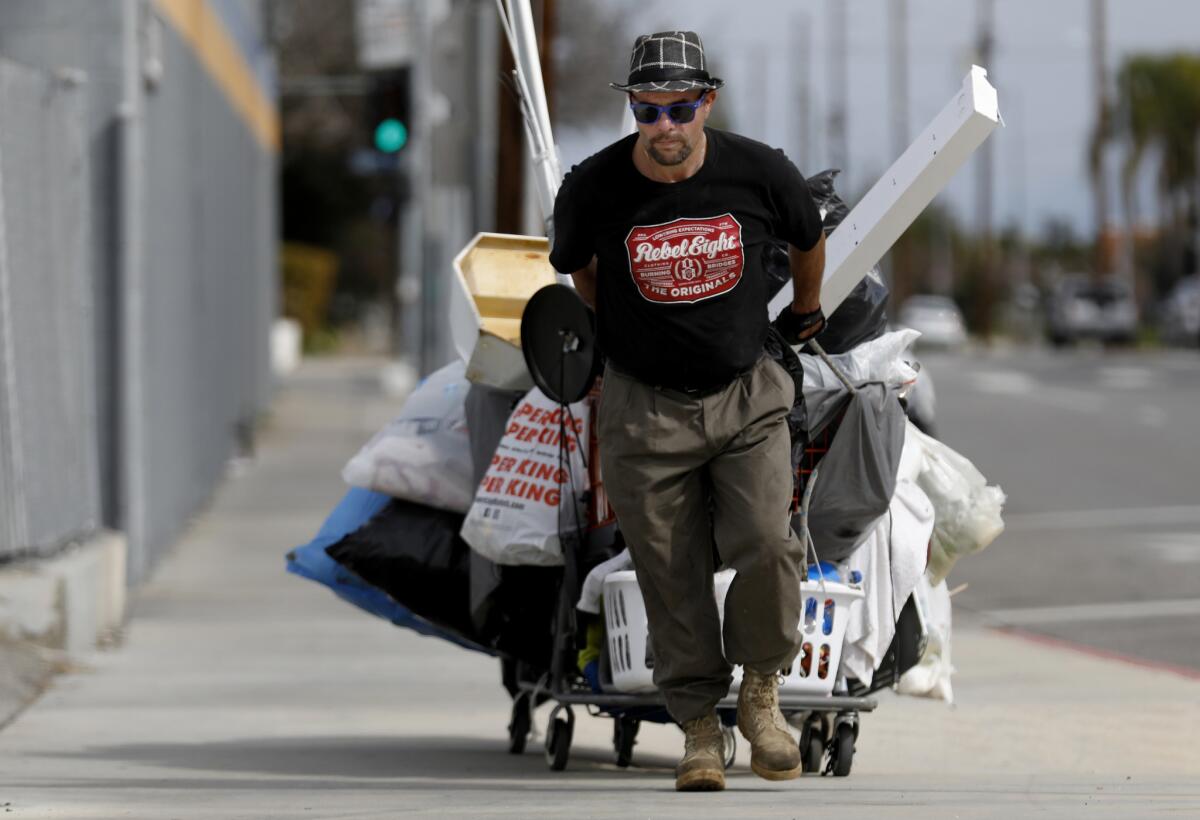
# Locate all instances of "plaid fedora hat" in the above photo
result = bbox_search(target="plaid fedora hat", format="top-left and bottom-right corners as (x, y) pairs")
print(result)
(609, 31), (725, 93)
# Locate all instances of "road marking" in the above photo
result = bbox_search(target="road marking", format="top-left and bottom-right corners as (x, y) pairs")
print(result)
(1098, 366), (1156, 390)
(1146, 533), (1200, 564)
(1138, 405), (1168, 427)
(983, 597), (1200, 625)
(1003, 505), (1200, 531)
(967, 371), (1101, 414)
(970, 370), (1036, 395)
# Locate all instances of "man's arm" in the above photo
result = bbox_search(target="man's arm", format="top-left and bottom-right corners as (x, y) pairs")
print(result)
(772, 232), (826, 343)
(788, 232), (825, 313)
(571, 256), (598, 309)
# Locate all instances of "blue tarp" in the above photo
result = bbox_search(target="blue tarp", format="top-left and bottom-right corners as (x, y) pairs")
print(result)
(285, 487), (495, 656)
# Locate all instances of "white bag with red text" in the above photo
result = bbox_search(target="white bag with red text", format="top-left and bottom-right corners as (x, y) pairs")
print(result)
(459, 388), (590, 566)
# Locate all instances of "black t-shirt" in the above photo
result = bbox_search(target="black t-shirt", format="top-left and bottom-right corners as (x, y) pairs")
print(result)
(549, 128), (823, 392)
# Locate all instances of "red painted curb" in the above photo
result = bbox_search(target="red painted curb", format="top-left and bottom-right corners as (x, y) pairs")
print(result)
(989, 625), (1200, 682)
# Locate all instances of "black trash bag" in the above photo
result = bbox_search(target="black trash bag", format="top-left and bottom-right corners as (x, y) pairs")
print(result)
(798, 383), (906, 563)
(326, 499), (479, 640)
(817, 268), (890, 354)
(484, 564), (561, 671)
(763, 169), (891, 354)
(463, 382), (525, 635)
(762, 239), (793, 301)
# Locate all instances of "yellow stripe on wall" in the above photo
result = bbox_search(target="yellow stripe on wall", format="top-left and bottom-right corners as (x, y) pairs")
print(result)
(153, 0), (280, 152)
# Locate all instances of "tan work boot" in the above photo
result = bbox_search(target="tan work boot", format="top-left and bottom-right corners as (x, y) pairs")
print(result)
(737, 668), (802, 780)
(675, 712), (726, 791)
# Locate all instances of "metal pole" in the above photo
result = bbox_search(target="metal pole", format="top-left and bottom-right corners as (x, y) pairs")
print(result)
(975, 0), (996, 337)
(501, 0), (561, 237)
(507, 0), (557, 180)
(118, 0), (147, 582)
(397, 2), (429, 372)
(888, 0), (911, 299)
(794, 13), (811, 172)
(1091, 0), (1111, 274)
(828, 2), (849, 189)
(889, 0), (910, 161)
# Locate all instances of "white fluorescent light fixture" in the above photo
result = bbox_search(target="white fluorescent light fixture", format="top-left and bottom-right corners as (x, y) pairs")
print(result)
(769, 65), (1002, 319)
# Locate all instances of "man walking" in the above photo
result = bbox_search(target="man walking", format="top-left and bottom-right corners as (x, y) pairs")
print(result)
(549, 30), (827, 791)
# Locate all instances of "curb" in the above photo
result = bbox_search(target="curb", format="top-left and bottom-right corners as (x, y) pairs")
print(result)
(0, 531), (127, 655)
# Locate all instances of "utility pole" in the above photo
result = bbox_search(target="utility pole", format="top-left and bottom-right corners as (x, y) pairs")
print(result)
(495, 23), (525, 234)
(889, 0), (910, 163)
(794, 13), (812, 172)
(975, 0), (996, 337)
(1090, 0), (1112, 275)
(888, 0), (911, 300)
(828, 2), (849, 189)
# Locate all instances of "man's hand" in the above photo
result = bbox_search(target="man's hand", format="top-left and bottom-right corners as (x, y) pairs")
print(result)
(772, 304), (825, 345)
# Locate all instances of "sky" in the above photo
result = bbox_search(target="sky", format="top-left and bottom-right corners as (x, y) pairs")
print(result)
(556, 0), (1200, 240)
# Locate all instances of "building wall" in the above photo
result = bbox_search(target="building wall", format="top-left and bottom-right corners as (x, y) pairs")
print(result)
(0, 58), (99, 560)
(0, 0), (277, 579)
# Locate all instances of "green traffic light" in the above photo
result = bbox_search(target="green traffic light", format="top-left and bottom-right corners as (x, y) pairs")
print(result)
(374, 118), (408, 153)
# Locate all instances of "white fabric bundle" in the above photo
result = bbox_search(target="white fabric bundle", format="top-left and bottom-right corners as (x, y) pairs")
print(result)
(341, 361), (474, 512)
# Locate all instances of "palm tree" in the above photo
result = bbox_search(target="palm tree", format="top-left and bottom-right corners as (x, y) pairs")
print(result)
(1108, 54), (1200, 295)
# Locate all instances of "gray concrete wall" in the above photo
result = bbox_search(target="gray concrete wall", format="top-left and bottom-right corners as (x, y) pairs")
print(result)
(0, 1), (127, 530)
(0, 0), (277, 580)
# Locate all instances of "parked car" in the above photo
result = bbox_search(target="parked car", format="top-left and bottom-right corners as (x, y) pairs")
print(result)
(1045, 274), (1138, 347)
(896, 295), (968, 349)
(1159, 276), (1200, 347)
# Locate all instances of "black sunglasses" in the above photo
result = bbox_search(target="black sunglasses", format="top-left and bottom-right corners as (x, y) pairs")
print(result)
(629, 94), (709, 125)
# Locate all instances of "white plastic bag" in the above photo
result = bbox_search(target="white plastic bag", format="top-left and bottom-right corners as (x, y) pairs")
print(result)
(800, 328), (921, 395)
(459, 388), (589, 566)
(341, 361), (474, 512)
(799, 329), (922, 436)
(908, 423), (1006, 584)
(897, 575), (955, 702)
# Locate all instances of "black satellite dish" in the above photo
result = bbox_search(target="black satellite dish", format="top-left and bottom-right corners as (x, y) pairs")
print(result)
(520, 284), (600, 404)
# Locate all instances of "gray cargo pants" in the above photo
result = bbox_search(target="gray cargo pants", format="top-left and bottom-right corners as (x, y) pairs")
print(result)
(597, 354), (805, 723)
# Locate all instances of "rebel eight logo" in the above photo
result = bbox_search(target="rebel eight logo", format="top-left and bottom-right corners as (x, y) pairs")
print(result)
(624, 214), (745, 304)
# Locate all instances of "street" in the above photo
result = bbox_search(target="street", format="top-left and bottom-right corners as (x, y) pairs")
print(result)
(0, 350), (1198, 818)
(923, 345), (1200, 672)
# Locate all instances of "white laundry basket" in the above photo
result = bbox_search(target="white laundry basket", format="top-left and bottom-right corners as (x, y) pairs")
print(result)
(602, 569), (863, 696)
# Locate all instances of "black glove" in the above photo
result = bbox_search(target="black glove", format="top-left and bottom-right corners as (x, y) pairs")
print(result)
(772, 305), (826, 346)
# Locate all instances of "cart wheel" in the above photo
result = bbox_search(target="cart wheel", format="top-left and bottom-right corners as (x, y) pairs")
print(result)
(613, 715), (639, 768)
(507, 693), (531, 755)
(800, 726), (824, 774)
(829, 723), (854, 777)
(722, 726), (737, 770)
(545, 705), (574, 771)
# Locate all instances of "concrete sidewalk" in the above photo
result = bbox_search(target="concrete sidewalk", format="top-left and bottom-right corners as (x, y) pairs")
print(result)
(1, 357), (1197, 819)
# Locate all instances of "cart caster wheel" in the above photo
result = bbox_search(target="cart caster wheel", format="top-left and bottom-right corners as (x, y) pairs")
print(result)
(613, 715), (639, 768)
(507, 692), (531, 754)
(800, 726), (824, 774)
(722, 726), (737, 770)
(545, 705), (574, 771)
(829, 723), (854, 777)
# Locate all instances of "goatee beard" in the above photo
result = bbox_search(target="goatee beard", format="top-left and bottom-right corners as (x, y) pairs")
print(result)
(647, 139), (692, 166)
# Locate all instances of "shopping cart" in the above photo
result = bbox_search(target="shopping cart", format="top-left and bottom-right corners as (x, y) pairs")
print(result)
(508, 293), (923, 777)
(503, 449), (883, 777)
